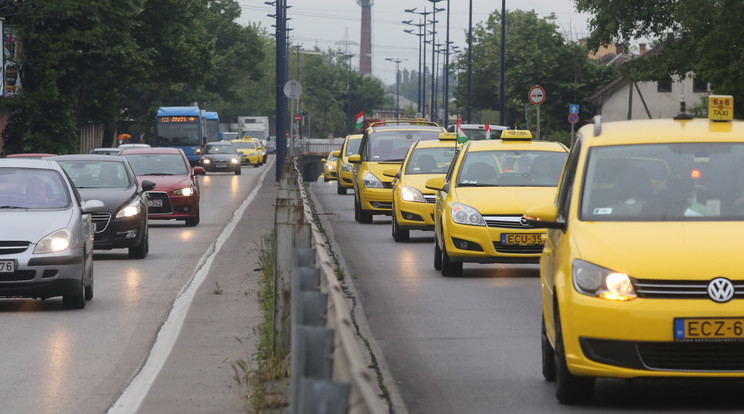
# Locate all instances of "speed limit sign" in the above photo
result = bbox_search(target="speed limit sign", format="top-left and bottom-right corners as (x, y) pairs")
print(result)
(528, 85), (546, 105)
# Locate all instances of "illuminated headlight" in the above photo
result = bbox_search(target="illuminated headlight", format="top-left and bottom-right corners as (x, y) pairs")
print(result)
(362, 172), (384, 188)
(116, 200), (142, 218)
(573, 259), (637, 301)
(325, 164), (334, 171)
(34, 229), (71, 253)
(202, 158), (211, 164)
(174, 187), (194, 197)
(342, 162), (354, 172)
(399, 185), (425, 203)
(451, 203), (485, 226)
(195, 148), (202, 154)
(230, 158), (240, 164)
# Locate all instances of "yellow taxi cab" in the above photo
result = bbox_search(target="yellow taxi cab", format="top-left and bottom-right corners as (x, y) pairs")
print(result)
(349, 120), (445, 223)
(426, 130), (568, 277)
(524, 96), (744, 404)
(321, 151), (338, 182)
(384, 132), (459, 241)
(251, 138), (266, 165)
(231, 138), (261, 167)
(335, 134), (363, 194)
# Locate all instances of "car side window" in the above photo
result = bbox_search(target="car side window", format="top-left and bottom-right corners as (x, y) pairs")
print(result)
(556, 138), (581, 222)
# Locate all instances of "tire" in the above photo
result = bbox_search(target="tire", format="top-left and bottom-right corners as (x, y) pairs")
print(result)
(129, 227), (149, 259)
(355, 196), (373, 224)
(542, 316), (556, 381)
(337, 183), (347, 195)
(253, 163), (259, 168)
(84, 259), (94, 301)
(554, 307), (595, 404)
(392, 210), (409, 242)
(441, 241), (463, 277)
(185, 209), (200, 227)
(63, 278), (86, 310)
(434, 236), (442, 270)
(324, 176), (329, 182)
(235, 167), (242, 175)
(354, 197), (360, 222)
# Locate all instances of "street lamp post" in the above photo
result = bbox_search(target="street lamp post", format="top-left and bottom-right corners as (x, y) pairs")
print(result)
(500, 0), (506, 126)
(405, 7), (432, 118)
(443, 0), (450, 128)
(386, 57), (405, 119)
(403, 21), (425, 116)
(428, 0), (444, 123)
(467, 0), (473, 123)
(338, 51), (355, 133)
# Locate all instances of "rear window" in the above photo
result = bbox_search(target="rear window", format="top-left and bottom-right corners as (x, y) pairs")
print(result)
(123, 153), (189, 175)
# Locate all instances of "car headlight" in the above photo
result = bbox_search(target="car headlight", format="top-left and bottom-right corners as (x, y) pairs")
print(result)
(230, 158), (240, 164)
(572, 259), (637, 301)
(195, 148), (202, 154)
(34, 229), (71, 253)
(399, 185), (425, 203)
(325, 164), (334, 171)
(362, 172), (384, 189)
(451, 203), (485, 226)
(116, 200), (142, 218)
(202, 158), (211, 164)
(174, 187), (194, 197)
(342, 162), (354, 172)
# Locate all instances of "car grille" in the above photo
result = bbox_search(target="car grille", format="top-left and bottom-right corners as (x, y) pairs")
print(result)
(147, 192), (174, 215)
(371, 201), (392, 209)
(483, 215), (534, 229)
(91, 213), (111, 233)
(0, 241), (30, 255)
(382, 182), (393, 189)
(492, 242), (543, 254)
(0, 270), (36, 282)
(423, 195), (437, 204)
(633, 278), (744, 299)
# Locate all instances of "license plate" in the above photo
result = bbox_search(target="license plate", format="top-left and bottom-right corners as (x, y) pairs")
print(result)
(0, 260), (16, 273)
(148, 199), (163, 208)
(500, 233), (543, 245)
(674, 317), (744, 341)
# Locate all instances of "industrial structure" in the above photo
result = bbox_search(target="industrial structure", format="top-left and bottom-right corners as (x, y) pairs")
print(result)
(357, 0), (372, 75)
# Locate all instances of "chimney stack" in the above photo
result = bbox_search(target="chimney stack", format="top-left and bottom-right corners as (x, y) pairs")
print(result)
(639, 43), (646, 56)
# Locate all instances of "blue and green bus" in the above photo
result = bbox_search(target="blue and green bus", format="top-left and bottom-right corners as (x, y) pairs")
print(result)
(155, 106), (206, 165)
(203, 111), (221, 142)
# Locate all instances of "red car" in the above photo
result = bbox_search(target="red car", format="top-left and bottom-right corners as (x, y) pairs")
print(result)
(119, 147), (204, 226)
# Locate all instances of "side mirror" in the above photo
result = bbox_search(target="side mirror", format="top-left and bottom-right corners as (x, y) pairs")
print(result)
(321, 158), (326, 163)
(523, 203), (565, 230)
(348, 154), (361, 164)
(193, 166), (206, 176)
(382, 168), (400, 178)
(425, 177), (448, 192)
(82, 199), (106, 214)
(141, 179), (157, 192)
(332, 150), (340, 157)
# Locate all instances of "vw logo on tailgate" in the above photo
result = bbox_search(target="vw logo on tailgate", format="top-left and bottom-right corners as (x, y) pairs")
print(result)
(707, 277), (735, 303)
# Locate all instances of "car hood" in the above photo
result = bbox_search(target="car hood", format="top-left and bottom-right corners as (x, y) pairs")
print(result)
(78, 187), (135, 211)
(401, 173), (445, 195)
(201, 153), (239, 160)
(453, 186), (558, 215)
(570, 221), (742, 280)
(365, 161), (402, 184)
(136, 175), (192, 192)
(1, 209), (74, 241)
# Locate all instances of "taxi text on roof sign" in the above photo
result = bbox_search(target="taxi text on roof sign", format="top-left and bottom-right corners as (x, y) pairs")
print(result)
(500, 130), (533, 140)
(438, 132), (458, 141)
(708, 95), (734, 121)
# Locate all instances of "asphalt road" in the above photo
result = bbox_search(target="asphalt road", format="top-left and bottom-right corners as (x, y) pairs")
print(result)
(310, 180), (744, 414)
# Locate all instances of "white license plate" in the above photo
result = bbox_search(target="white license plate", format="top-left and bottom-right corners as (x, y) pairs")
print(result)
(0, 260), (16, 273)
(148, 199), (163, 208)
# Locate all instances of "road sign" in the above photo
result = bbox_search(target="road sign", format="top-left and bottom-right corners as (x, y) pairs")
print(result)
(294, 114), (301, 122)
(528, 85), (546, 105)
(283, 80), (303, 99)
(569, 104), (579, 114)
(568, 113), (579, 124)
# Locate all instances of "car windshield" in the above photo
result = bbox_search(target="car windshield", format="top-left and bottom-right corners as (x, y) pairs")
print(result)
(57, 160), (131, 188)
(405, 147), (457, 174)
(232, 141), (255, 150)
(122, 153), (189, 175)
(366, 130), (441, 161)
(204, 144), (237, 154)
(345, 139), (362, 156)
(0, 168), (70, 209)
(457, 150), (567, 187)
(580, 143), (744, 221)
(327, 154), (338, 162)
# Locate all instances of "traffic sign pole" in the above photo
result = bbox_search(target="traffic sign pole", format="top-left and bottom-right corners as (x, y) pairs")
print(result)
(568, 104), (579, 146)
(528, 85), (546, 140)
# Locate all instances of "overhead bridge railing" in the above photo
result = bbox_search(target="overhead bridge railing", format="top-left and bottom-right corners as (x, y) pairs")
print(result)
(274, 158), (387, 414)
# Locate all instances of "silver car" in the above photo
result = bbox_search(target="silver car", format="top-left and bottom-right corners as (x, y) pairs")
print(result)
(0, 159), (104, 309)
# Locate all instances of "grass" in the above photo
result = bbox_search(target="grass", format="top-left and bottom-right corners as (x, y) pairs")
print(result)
(212, 282), (223, 295)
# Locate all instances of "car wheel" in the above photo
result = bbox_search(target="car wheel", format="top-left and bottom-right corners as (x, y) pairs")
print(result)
(434, 235), (442, 270)
(554, 306), (595, 404)
(185, 209), (200, 227)
(235, 167), (242, 175)
(324, 176), (329, 182)
(354, 196), (360, 222)
(63, 278), (86, 310)
(358, 206), (373, 224)
(392, 210), (409, 242)
(253, 163), (260, 168)
(542, 316), (556, 381)
(84, 261), (94, 301)
(337, 183), (347, 195)
(441, 241), (463, 277)
(129, 227), (149, 259)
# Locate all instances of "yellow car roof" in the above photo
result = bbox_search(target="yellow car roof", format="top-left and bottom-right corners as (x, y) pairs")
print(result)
(579, 118), (744, 147)
(464, 138), (568, 152)
(415, 139), (462, 149)
(346, 134), (363, 140)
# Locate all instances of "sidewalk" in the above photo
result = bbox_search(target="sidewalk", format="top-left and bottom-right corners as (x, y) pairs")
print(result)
(137, 167), (278, 414)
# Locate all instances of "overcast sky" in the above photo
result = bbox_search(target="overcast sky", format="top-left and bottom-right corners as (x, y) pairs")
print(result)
(237, 1), (593, 85)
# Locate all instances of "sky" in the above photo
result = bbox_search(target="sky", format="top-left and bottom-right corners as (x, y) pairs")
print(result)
(237, 1), (593, 85)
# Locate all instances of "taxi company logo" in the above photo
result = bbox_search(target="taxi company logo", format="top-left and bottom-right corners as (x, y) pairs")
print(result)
(520, 216), (531, 227)
(707, 277), (734, 303)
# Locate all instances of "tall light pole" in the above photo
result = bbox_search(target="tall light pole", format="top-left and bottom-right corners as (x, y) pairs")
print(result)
(467, 0), (473, 123)
(443, 0), (450, 128)
(338, 51), (355, 133)
(386, 57), (405, 119)
(403, 20), (425, 116)
(267, 0), (289, 181)
(405, 7), (432, 118)
(500, 0), (506, 126)
(428, 0), (444, 123)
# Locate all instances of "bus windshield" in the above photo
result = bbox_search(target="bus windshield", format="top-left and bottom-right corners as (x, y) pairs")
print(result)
(156, 117), (202, 147)
(206, 119), (220, 142)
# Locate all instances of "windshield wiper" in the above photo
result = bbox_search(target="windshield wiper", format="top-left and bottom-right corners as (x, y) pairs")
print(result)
(0, 205), (25, 209)
(140, 172), (175, 176)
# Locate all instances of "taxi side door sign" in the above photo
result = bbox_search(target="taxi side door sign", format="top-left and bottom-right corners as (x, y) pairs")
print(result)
(709, 95), (733, 121)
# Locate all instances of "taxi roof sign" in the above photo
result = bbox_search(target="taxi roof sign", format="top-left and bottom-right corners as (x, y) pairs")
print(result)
(500, 130), (533, 140)
(438, 132), (458, 141)
(709, 95), (734, 121)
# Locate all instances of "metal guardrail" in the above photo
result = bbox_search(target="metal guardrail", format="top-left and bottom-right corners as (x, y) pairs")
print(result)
(274, 158), (387, 414)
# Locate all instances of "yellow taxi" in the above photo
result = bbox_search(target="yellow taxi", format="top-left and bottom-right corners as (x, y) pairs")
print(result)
(321, 151), (338, 182)
(231, 138), (261, 167)
(524, 96), (744, 404)
(349, 120), (445, 223)
(426, 130), (568, 277)
(251, 138), (266, 165)
(384, 132), (459, 241)
(335, 134), (363, 194)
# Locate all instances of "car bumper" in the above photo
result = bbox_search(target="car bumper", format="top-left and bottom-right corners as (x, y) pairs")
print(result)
(201, 162), (241, 171)
(442, 220), (543, 263)
(324, 169), (337, 180)
(147, 192), (199, 220)
(93, 215), (147, 249)
(0, 248), (86, 299)
(558, 292), (744, 378)
(358, 187), (392, 213)
(338, 169), (354, 188)
(395, 198), (435, 230)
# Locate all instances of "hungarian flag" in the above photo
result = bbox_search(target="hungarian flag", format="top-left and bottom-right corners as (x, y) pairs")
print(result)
(354, 110), (364, 129)
(455, 117), (468, 143)
(485, 123), (491, 140)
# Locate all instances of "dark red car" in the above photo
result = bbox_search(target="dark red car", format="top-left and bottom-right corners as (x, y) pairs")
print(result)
(119, 147), (204, 226)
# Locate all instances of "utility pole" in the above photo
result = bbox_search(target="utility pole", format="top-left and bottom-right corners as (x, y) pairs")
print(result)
(386, 58), (405, 119)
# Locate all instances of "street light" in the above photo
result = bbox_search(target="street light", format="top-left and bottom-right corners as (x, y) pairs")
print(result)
(428, 1), (445, 123)
(467, 0), (473, 123)
(337, 51), (356, 133)
(500, 0), (506, 126)
(403, 20), (425, 116)
(443, 0), (451, 128)
(406, 7), (433, 120)
(386, 57), (405, 120)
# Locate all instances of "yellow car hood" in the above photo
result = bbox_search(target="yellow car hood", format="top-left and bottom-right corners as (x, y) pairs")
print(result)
(570, 221), (742, 280)
(366, 162), (402, 183)
(401, 173), (444, 194)
(453, 186), (558, 215)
